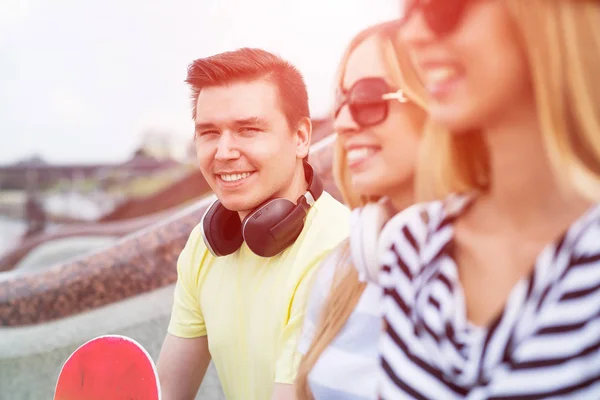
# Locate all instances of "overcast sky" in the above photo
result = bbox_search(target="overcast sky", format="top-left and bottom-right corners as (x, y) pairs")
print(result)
(0, 0), (399, 164)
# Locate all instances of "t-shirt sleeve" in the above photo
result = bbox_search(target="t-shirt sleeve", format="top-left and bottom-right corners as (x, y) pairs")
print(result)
(167, 224), (207, 338)
(273, 249), (337, 384)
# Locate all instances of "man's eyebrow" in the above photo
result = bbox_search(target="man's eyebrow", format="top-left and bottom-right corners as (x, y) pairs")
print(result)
(233, 117), (269, 127)
(194, 117), (269, 136)
(194, 122), (218, 131)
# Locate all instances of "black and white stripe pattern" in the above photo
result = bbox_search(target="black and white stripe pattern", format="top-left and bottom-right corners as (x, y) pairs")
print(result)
(377, 196), (600, 399)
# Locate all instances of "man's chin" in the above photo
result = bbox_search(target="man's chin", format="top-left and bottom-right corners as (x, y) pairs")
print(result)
(216, 189), (272, 213)
(218, 198), (261, 214)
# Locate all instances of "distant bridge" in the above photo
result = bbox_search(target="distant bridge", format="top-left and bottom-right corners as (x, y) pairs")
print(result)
(0, 158), (179, 190)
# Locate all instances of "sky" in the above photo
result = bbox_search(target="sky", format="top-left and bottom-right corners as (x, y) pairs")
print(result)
(0, 0), (399, 164)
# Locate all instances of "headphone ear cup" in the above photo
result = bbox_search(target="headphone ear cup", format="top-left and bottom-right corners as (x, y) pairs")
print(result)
(201, 200), (243, 257)
(350, 200), (395, 283)
(242, 198), (297, 257)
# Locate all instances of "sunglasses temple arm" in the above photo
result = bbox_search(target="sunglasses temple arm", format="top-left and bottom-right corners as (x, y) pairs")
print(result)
(382, 90), (409, 103)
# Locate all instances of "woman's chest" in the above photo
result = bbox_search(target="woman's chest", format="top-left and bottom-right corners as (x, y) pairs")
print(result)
(452, 227), (548, 327)
(310, 285), (382, 398)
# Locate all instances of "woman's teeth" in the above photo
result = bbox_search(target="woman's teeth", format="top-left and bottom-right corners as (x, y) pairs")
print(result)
(347, 148), (376, 163)
(424, 66), (460, 86)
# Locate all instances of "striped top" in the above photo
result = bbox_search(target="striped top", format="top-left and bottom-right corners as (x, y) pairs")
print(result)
(377, 195), (600, 399)
(298, 244), (382, 399)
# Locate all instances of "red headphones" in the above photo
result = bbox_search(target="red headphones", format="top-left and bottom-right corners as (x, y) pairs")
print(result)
(200, 161), (323, 258)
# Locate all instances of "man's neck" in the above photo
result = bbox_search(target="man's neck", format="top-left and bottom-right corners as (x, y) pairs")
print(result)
(280, 161), (309, 203)
(237, 162), (307, 221)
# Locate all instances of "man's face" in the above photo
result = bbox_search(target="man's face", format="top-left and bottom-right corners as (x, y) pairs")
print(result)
(194, 79), (303, 217)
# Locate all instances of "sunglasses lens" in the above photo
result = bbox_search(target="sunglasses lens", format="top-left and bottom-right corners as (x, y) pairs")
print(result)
(350, 103), (388, 127)
(333, 89), (346, 118)
(399, 0), (469, 36)
(348, 78), (390, 127)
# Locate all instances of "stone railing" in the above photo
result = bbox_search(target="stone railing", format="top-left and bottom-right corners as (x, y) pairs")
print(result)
(0, 209), (175, 272)
(0, 134), (339, 327)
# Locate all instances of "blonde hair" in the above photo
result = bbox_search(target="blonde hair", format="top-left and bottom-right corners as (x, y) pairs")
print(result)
(295, 22), (428, 400)
(416, 0), (600, 202)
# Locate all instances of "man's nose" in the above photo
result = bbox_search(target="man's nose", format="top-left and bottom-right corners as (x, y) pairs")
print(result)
(214, 132), (241, 161)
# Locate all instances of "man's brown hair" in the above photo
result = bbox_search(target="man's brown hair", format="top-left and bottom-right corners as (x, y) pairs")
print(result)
(185, 47), (310, 130)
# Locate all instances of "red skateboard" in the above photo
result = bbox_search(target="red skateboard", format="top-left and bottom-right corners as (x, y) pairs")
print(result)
(54, 335), (161, 400)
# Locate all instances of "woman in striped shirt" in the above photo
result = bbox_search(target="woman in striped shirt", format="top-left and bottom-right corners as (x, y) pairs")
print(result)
(294, 22), (428, 400)
(374, 0), (600, 398)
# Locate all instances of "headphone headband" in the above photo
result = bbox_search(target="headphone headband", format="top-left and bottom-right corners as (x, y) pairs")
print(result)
(300, 160), (323, 206)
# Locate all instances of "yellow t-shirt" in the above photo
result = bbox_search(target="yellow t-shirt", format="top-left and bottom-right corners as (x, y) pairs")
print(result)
(167, 192), (349, 400)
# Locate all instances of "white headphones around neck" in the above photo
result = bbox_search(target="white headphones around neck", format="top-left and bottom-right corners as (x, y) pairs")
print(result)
(349, 198), (397, 284)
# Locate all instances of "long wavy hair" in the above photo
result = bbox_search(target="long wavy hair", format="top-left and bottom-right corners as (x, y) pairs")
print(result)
(295, 22), (428, 400)
(415, 0), (600, 202)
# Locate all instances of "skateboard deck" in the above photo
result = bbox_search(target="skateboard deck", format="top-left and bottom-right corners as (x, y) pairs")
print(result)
(54, 334), (161, 400)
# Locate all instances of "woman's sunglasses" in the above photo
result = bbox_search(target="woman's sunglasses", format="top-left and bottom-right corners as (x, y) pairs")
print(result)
(399, 0), (473, 37)
(334, 77), (409, 128)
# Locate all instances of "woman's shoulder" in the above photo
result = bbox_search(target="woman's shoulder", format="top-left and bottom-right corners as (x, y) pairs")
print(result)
(300, 241), (352, 343)
(379, 201), (442, 246)
(377, 194), (470, 261)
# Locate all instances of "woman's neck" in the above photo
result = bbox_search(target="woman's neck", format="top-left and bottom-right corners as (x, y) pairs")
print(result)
(477, 104), (590, 231)
(387, 175), (415, 212)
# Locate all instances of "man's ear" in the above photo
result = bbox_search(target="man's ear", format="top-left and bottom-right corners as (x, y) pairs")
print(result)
(294, 116), (312, 159)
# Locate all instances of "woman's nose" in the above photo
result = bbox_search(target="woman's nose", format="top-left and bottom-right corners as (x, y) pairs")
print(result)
(334, 105), (360, 135)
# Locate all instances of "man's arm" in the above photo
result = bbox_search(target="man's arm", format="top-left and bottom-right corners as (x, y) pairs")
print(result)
(157, 333), (211, 400)
(159, 223), (210, 399)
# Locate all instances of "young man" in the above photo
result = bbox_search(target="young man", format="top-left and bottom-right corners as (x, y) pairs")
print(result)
(156, 48), (349, 400)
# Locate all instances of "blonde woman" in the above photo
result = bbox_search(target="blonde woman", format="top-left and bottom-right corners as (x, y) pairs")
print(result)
(294, 22), (427, 400)
(375, 0), (600, 398)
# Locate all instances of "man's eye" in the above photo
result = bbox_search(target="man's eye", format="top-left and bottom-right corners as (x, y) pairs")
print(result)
(197, 130), (219, 137)
(240, 127), (260, 133)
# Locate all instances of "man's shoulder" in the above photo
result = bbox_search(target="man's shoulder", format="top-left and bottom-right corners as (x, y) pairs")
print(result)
(313, 191), (350, 219)
(288, 192), (349, 263)
(305, 191), (350, 237)
(177, 221), (215, 275)
(184, 221), (207, 253)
